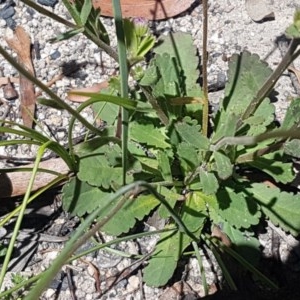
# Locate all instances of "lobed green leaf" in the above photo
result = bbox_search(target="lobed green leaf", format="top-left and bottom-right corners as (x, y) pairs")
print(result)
(175, 122), (209, 150)
(248, 183), (300, 236)
(216, 184), (261, 229)
(130, 122), (170, 149)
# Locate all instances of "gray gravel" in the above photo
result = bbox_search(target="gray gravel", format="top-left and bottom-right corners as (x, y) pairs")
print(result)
(1, 0), (300, 299)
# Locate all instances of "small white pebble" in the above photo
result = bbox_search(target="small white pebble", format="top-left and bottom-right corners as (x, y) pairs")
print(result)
(127, 275), (139, 292)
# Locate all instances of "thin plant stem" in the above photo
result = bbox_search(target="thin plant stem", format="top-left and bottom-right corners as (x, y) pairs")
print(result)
(192, 241), (208, 296)
(0, 227), (175, 299)
(24, 184), (135, 299)
(209, 236), (278, 290)
(203, 235), (237, 290)
(112, 0), (129, 185)
(211, 128), (300, 152)
(23, 179), (196, 299)
(0, 141), (52, 290)
(21, 0), (76, 28)
(202, 0), (209, 137)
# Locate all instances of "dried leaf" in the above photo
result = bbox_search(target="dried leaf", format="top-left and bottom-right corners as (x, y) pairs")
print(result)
(0, 77), (19, 86)
(67, 82), (109, 102)
(288, 66), (300, 87)
(5, 26), (36, 128)
(3, 78), (18, 100)
(211, 224), (232, 247)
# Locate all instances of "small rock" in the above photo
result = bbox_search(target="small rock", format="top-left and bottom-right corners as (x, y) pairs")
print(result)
(127, 275), (139, 292)
(0, 6), (15, 19)
(44, 288), (56, 298)
(5, 17), (16, 30)
(37, 0), (58, 7)
(0, 18), (6, 27)
(50, 50), (61, 60)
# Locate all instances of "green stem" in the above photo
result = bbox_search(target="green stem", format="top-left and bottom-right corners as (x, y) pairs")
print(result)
(112, 0), (129, 185)
(23, 180), (192, 299)
(0, 141), (52, 290)
(202, 0), (209, 137)
(211, 128), (300, 151)
(235, 141), (283, 164)
(140, 85), (169, 126)
(0, 227), (175, 299)
(203, 235), (237, 290)
(239, 38), (300, 127)
(83, 27), (119, 62)
(21, 0), (76, 28)
(192, 241), (208, 296)
(210, 237), (278, 289)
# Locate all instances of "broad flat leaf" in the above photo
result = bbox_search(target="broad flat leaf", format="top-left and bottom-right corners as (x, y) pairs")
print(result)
(177, 142), (200, 175)
(77, 143), (122, 188)
(76, 141), (138, 188)
(286, 24), (300, 38)
(175, 122), (209, 150)
(244, 98), (275, 135)
(281, 98), (300, 130)
(198, 191), (219, 219)
(78, 161), (124, 189)
(286, 10), (300, 38)
(248, 183), (300, 236)
(222, 220), (261, 265)
(157, 151), (172, 182)
(217, 185), (261, 229)
(154, 53), (180, 96)
(151, 54), (183, 119)
(127, 141), (159, 173)
(154, 32), (202, 97)
(200, 169), (219, 195)
(223, 51), (272, 117)
(74, 136), (120, 153)
(62, 178), (110, 216)
(212, 112), (239, 144)
(139, 64), (159, 86)
(130, 122), (170, 149)
(92, 101), (119, 125)
(143, 192), (206, 287)
(101, 193), (160, 235)
(62, 178), (159, 235)
(249, 151), (294, 184)
(80, 0), (92, 25)
(143, 228), (192, 287)
(284, 139), (300, 158)
(181, 192), (207, 232)
(214, 151), (233, 180)
(123, 18), (138, 56)
(157, 186), (181, 219)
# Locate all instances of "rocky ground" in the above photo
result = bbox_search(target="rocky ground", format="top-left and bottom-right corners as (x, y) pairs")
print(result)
(1, 0), (300, 299)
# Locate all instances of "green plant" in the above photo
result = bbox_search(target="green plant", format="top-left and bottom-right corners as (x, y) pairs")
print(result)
(1, 0), (300, 298)
(62, 8), (300, 289)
